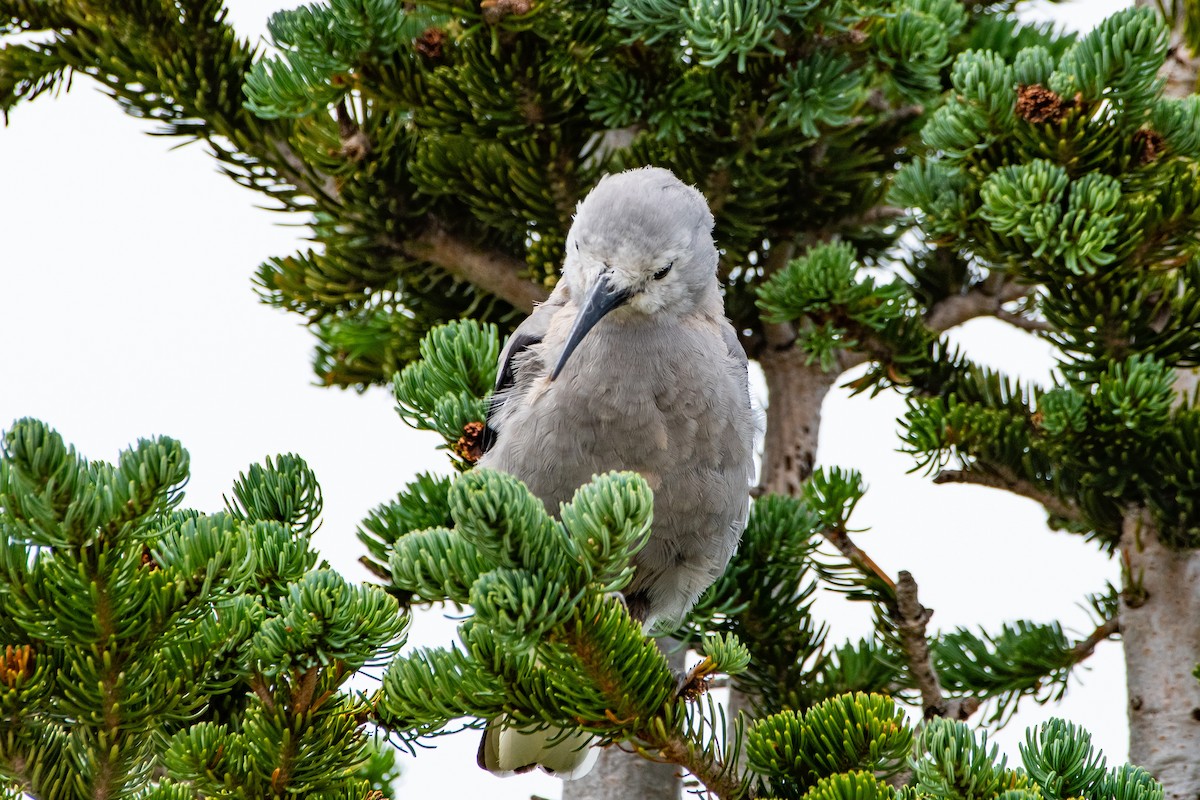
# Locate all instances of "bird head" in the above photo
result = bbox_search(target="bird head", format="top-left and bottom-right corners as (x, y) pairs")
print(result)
(552, 167), (719, 379)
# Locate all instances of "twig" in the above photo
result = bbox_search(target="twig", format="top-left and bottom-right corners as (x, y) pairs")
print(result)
(933, 468), (1083, 524)
(1070, 616), (1121, 662)
(894, 571), (980, 721)
(249, 674), (277, 712)
(823, 526), (897, 592)
(995, 308), (1054, 333)
(358, 555), (391, 581)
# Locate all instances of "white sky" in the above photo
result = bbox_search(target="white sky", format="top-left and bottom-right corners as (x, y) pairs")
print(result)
(0, 1), (1137, 796)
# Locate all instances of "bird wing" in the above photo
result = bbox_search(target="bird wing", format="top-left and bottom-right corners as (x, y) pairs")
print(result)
(480, 291), (565, 455)
(721, 322), (750, 388)
(722, 319), (754, 528)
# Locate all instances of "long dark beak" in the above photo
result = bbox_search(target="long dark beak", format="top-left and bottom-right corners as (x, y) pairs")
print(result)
(550, 274), (632, 380)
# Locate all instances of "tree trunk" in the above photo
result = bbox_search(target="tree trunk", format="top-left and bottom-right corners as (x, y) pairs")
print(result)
(563, 351), (831, 800)
(1123, 7), (1200, 795)
(1120, 511), (1200, 799)
(560, 747), (682, 800)
(758, 348), (838, 496)
(729, 350), (834, 774)
(1136, 0), (1198, 98)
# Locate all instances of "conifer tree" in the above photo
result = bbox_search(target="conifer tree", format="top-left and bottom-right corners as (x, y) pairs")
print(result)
(2, 1), (1199, 799)
(0, 411), (1163, 800)
(0, 420), (405, 799)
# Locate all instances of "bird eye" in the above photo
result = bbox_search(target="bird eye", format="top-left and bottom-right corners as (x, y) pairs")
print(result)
(653, 262), (673, 280)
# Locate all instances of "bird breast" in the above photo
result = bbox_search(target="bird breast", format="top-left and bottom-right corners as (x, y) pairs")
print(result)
(488, 312), (751, 517)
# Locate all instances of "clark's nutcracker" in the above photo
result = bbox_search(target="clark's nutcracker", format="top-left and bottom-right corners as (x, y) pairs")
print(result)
(476, 166), (755, 780)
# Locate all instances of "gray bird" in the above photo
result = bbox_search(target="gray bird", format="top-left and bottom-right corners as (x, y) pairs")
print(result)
(475, 166), (755, 779)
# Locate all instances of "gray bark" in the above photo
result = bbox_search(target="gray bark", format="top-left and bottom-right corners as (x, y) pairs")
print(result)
(1122, 7), (1200, 796)
(1136, 0), (1198, 98)
(758, 348), (838, 497)
(1120, 511), (1200, 799)
(560, 748), (682, 800)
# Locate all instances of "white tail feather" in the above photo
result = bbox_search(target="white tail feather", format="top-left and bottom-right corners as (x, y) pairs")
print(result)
(478, 719), (600, 780)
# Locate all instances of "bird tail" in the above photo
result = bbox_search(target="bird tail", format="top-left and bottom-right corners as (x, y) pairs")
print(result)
(477, 718), (599, 780)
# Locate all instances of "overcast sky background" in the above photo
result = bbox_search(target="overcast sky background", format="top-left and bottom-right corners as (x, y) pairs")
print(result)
(0, 1), (1136, 796)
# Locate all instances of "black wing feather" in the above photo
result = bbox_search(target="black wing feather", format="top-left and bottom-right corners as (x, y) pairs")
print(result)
(480, 330), (543, 455)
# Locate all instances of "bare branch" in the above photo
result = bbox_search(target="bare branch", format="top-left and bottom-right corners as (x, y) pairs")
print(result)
(924, 281), (1032, 333)
(1070, 616), (1120, 663)
(828, 279), (1041, 375)
(823, 526), (897, 592)
(932, 468), (1083, 523)
(400, 227), (550, 314)
(894, 571), (980, 721)
(995, 308), (1054, 333)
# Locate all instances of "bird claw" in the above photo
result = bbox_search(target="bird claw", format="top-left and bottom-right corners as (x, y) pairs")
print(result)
(604, 591), (627, 609)
(675, 657), (717, 701)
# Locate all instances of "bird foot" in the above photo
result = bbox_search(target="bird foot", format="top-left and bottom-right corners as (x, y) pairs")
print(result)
(604, 591), (627, 609)
(674, 657), (717, 701)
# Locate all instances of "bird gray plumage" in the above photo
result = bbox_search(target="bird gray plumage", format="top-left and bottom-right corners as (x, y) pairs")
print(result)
(475, 166), (755, 780)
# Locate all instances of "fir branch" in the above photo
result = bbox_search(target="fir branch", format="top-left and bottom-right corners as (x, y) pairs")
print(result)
(88, 543), (130, 799)
(658, 734), (747, 800)
(893, 571), (980, 722)
(551, 597), (750, 798)
(398, 227), (549, 314)
(262, 134), (340, 205)
(932, 467), (1083, 523)
(812, 205), (908, 242)
(759, 241), (799, 353)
